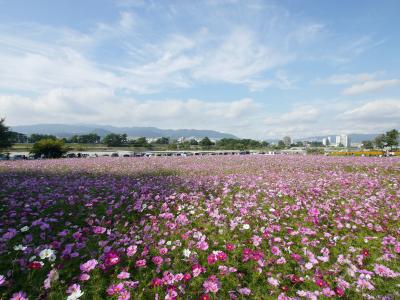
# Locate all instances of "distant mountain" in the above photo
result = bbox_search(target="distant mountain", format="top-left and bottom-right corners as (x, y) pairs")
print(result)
(11, 124), (238, 139)
(296, 133), (381, 144)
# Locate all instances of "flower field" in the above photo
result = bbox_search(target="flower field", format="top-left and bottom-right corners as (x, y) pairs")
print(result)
(0, 156), (399, 300)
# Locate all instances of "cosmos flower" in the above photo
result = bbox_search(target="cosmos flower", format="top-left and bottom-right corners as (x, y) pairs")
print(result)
(39, 249), (56, 262)
(66, 284), (84, 300)
(105, 251), (120, 266)
(80, 259), (98, 273)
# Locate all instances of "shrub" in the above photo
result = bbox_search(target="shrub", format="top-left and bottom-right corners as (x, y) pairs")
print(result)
(30, 139), (68, 158)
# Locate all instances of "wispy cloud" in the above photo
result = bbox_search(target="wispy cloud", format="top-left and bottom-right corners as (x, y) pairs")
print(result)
(315, 72), (378, 85)
(342, 79), (400, 95)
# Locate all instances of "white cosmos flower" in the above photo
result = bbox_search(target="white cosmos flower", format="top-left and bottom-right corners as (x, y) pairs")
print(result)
(39, 249), (56, 261)
(67, 289), (84, 300)
(183, 249), (191, 258)
(242, 224), (250, 230)
(20, 226), (29, 232)
(14, 244), (27, 251)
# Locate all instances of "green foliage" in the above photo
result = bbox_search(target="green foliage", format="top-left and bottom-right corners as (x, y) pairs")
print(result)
(131, 137), (149, 147)
(216, 138), (264, 150)
(306, 147), (325, 155)
(69, 133), (101, 144)
(385, 129), (399, 149)
(28, 134), (57, 143)
(277, 140), (286, 149)
(102, 133), (127, 147)
(199, 137), (214, 148)
(0, 118), (13, 151)
(154, 137), (170, 144)
(362, 140), (374, 149)
(30, 139), (68, 158)
(374, 134), (386, 149)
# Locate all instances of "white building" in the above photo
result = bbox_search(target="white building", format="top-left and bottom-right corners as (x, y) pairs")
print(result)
(336, 135), (351, 147)
(322, 138), (329, 146)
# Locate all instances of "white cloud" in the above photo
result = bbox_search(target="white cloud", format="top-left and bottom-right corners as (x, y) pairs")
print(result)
(339, 99), (400, 121)
(315, 72), (378, 85)
(192, 27), (292, 88)
(0, 88), (259, 135)
(119, 12), (135, 31)
(342, 79), (400, 95)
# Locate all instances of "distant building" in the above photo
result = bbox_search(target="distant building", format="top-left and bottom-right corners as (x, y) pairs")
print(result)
(335, 135), (351, 147)
(283, 136), (292, 147)
(322, 138), (329, 146)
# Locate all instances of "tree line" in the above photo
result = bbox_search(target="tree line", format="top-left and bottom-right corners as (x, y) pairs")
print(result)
(362, 129), (399, 150)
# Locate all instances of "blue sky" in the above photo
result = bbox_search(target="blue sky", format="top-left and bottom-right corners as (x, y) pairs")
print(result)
(0, 0), (399, 138)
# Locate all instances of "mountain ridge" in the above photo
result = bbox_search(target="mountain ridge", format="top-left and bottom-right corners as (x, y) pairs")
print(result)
(11, 124), (238, 139)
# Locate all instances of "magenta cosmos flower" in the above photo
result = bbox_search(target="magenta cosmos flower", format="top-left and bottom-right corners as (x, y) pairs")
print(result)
(105, 251), (120, 266)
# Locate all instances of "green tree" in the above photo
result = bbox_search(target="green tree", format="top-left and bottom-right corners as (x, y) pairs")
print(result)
(199, 137), (214, 148)
(29, 134), (57, 143)
(261, 141), (270, 148)
(0, 118), (14, 151)
(277, 140), (285, 149)
(385, 129), (399, 150)
(155, 137), (169, 144)
(131, 137), (149, 147)
(103, 133), (127, 147)
(361, 140), (374, 149)
(189, 139), (198, 145)
(30, 139), (68, 158)
(374, 134), (386, 149)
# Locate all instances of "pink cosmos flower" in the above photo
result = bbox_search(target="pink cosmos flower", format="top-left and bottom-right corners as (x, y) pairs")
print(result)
(192, 264), (205, 277)
(203, 275), (221, 293)
(117, 271), (131, 279)
(79, 273), (90, 281)
(334, 287), (345, 297)
(44, 269), (59, 289)
(374, 264), (399, 278)
(252, 235), (262, 247)
(196, 240), (209, 251)
(93, 226), (106, 234)
(118, 289), (130, 300)
(315, 278), (328, 288)
(135, 259), (146, 268)
(165, 286), (178, 300)
(126, 245), (137, 257)
(0, 275), (5, 286)
(322, 287), (335, 297)
(271, 246), (281, 256)
(107, 283), (124, 295)
(207, 254), (217, 265)
(80, 259), (98, 272)
(276, 257), (286, 264)
(226, 243), (235, 251)
(124, 281), (139, 289)
(159, 247), (168, 255)
(10, 291), (28, 300)
(238, 287), (251, 296)
(151, 277), (163, 287)
(356, 278), (375, 290)
(217, 251), (227, 261)
(152, 256), (163, 266)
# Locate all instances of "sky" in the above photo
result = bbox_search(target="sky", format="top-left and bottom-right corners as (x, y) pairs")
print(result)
(0, 0), (399, 139)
